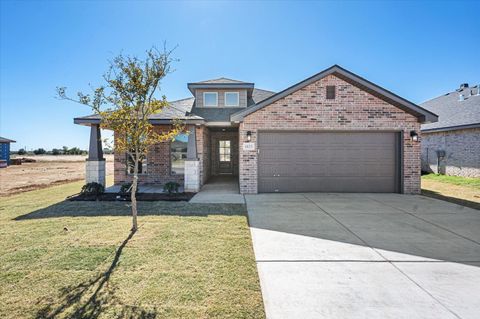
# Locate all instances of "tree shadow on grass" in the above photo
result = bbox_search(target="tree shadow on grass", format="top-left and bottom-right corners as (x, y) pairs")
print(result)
(422, 189), (480, 210)
(14, 201), (246, 220)
(35, 230), (157, 319)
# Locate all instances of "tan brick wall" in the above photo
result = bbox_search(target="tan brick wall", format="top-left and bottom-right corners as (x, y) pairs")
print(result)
(239, 74), (421, 194)
(421, 128), (480, 177)
(114, 125), (184, 186)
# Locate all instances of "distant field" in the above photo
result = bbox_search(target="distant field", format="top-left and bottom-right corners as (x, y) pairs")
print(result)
(0, 155), (114, 196)
(10, 154), (114, 162)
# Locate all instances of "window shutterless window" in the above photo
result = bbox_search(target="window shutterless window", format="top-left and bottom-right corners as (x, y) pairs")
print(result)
(203, 92), (218, 106)
(326, 85), (336, 99)
(126, 153), (147, 175)
(171, 133), (188, 175)
(219, 140), (231, 162)
(224, 92), (239, 106)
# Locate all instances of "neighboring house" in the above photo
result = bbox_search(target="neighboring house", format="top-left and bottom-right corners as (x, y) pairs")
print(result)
(420, 83), (480, 177)
(74, 65), (437, 194)
(0, 137), (16, 168)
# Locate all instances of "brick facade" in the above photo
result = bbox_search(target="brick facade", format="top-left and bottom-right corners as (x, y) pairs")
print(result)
(113, 126), (184, 186)
(421, 128), (480, 177)
(239, 74), (421, 194)
(195, 125), (211, 185)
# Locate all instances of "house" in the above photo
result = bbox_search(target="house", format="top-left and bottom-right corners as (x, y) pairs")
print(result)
(420, 83), (480, 177)
(74, 65), (438, 194)
(0, 137), (16, 168)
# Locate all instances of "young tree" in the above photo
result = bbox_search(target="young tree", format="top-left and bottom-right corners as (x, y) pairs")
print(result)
(57, 47), (184, 231)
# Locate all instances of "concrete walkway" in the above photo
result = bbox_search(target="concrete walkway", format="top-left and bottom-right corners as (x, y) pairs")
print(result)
(246, 193), (480, 319)
(190, 175), (244, 204)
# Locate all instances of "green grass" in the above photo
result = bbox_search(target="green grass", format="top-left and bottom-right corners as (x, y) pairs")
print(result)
(0, 181), (264, 319)
(422, 173), (480, 189)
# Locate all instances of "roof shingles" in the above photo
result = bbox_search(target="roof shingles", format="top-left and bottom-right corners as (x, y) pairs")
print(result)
(421, 86), (480, 131)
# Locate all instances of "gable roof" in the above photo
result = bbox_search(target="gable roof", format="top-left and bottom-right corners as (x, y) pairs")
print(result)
(231, 65), (438, 123)
(187, 77), (254, 94)
(420, 85), (480, 132)
(0, 137), (16, 143)
(190, 77), (250, 84)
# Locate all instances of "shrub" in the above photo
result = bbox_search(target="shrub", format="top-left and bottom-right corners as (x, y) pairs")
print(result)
(163, 181), (180, 195)
(81, 182), (105, 195)
(33, 148), (46, 155)
(17, 148), (26, 155)
(120, 182), (139, 194)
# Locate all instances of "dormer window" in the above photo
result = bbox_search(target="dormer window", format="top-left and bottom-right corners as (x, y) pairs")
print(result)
(203, 92), (218, 107)
(225, 92), (240, 107)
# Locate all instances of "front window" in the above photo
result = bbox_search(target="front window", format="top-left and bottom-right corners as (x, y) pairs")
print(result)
(171, 133), (188, 174)
(203, 92), (218, 106)
(225, 92), (239, 106)
(126, 153), (147, 175)
(219, 140), (231, 162)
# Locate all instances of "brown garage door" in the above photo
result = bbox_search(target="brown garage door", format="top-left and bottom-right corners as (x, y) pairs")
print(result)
(258, 131), (400, 193)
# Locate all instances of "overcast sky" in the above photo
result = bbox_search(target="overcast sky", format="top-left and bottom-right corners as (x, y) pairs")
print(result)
(1, 0), (479, 150)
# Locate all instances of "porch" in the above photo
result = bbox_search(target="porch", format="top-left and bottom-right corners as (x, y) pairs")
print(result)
(82, 124), (240, 194)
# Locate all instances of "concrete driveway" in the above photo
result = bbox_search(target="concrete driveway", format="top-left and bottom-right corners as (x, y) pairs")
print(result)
(246, 193), (480, 319)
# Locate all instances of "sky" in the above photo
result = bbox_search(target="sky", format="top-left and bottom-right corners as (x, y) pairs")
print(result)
(1, 0), (479, 151)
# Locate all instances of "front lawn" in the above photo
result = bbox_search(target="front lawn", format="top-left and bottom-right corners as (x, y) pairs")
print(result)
(421, 174), (480, 210)
(0, 181), (264, 318)
(422, 173), (480, 188)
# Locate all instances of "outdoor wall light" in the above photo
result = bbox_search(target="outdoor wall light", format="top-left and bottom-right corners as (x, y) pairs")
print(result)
(410, 130), (419, 142)
(246, 131), (252, 142)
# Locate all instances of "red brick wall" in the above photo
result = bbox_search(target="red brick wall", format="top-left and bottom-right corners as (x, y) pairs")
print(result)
(113, 125), (184, 186)
(239, 74), (421, 194)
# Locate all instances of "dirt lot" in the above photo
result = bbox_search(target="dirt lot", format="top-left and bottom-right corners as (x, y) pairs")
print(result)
(0, 155), (113, 196)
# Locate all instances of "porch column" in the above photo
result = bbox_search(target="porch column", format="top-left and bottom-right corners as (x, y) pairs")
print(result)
(85, 124), (106, 186)
(184, 125), (200, 192)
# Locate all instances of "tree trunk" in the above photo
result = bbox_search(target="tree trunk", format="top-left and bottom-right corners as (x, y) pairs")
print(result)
(131, 154), (139, 231)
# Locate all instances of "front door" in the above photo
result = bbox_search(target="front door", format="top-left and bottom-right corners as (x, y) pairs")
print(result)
(218, 140), (232, 174)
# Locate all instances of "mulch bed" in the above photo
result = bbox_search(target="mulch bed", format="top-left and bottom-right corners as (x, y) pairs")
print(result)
(68, 192), (196, 202)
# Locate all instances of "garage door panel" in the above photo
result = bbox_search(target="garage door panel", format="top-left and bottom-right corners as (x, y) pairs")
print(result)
(258, 132), (398, 193)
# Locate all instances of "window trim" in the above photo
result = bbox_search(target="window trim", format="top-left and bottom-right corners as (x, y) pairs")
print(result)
(126, 153), (148, 175)
(203, 92), (218, 107)
(224, 92), (240, 107)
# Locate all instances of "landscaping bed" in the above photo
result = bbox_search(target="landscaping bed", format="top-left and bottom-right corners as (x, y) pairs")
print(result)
(68, 192), (195, 202)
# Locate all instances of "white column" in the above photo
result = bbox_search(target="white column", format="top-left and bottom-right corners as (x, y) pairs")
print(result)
(86, 160), (106, 186)
(184, 160), (200, 192)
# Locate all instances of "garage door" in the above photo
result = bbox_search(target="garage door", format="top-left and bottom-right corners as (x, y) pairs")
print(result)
(258, 131), (400, 193)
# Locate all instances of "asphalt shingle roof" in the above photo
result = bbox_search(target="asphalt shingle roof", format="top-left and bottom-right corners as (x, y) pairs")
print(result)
(190, 77), (250, 84)
(421, 85), (480, 131)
